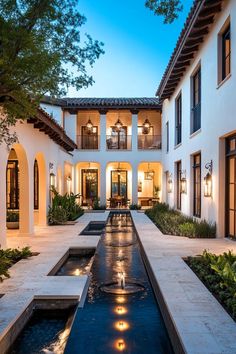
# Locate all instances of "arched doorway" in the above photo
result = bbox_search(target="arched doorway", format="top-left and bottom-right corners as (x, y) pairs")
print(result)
(6, 144), (33, 234)
(34, 152), (47, 226)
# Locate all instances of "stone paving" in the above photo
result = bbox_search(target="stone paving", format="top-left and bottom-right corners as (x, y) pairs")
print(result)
(131, 211), (236, 354)
(0, 212), (109, 349)
(0, 210), (236, 354)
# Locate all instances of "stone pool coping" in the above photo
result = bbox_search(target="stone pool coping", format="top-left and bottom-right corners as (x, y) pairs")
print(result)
(131, 211), (236, 354)
(0, 212), (109, 353)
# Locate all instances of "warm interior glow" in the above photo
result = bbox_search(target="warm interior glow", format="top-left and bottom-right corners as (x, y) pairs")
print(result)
(114, 339), (126, 351)
(114, 320), (129, 332)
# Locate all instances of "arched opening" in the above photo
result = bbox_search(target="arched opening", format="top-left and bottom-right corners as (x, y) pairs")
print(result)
(138, 162), (162, 209)
(6, 144), (32, 234)
(34, 152), (47, 226)
(57, 166), (63, 194)
(106, 162), (132, 208)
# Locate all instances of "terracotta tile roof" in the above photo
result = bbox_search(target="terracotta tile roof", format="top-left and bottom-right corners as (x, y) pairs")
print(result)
(156, 0), (223, 101)
(41, 96), (161, 110)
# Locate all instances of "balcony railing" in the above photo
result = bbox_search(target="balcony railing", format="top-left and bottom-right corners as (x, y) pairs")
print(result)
(106, 135), (132, 150)
(191, 103), (201, 133)
(77, 135), (100, 150)
(138, 135), (162, 150)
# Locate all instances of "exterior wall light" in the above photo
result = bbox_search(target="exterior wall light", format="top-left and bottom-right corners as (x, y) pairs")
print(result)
(50, 172), (56, 187)
(204, 160), (213, 197)
(142, 118), (151, 134)
(167, 173), (173, 193)
(67, 175), (72, 194)
(180, 170), (187, 194)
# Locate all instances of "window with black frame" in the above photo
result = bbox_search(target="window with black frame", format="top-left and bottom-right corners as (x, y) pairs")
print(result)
(193, 153), (201, 218)
(175, 93), (182, 145)
(222, 24), (231, 81)
(191, 67), (201, 134)
(6, 160), (19, 210)
(166, 121), (169, 152)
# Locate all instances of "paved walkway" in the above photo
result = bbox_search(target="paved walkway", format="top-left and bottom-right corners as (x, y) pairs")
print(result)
(0, 210), (236, 354)
(0, 212), (109, 352)
(131, 211), (236, 354)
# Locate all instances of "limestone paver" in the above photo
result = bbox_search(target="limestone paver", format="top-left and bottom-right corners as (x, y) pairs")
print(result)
(0, 212), (109, 344)
(131, 211), (236, 354)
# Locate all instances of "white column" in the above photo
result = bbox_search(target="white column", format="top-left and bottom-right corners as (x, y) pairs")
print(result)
(100, 162), (107, 206)
(100, 111), (107, 151)
(132, 163), (138, 205)
(131, 112), (138, 151)
(0, 146), (8, 248)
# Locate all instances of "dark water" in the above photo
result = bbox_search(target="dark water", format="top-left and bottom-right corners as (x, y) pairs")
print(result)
(56, 254), (94, 276)
(64, 212), (173, 354)
(8, 309), (73, 354)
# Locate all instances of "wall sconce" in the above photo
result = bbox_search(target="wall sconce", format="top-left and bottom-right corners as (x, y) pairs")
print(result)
(50, 172), (56, 187)
(67, 175), (72, 194)
(167, 173), (173, 193)
(142, 118), (151, 134)
(180, 170), (187, 194)
(204, 160), (213, 197)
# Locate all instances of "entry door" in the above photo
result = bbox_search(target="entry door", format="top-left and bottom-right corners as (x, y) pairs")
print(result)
(81, 169), (98, 205)
(111, 171), (127, 198)
(176, 161), (181, 210)
(226, 135), (236, 238)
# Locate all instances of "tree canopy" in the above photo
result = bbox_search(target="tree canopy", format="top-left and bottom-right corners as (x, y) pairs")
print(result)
(0, 0), (104, 145)
(145, 0), (184, 23)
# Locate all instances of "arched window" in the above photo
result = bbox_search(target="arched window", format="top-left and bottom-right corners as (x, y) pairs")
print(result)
(34, 160), (39, 210)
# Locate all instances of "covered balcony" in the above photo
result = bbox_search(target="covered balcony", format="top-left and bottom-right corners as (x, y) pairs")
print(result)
(106, 111), (132, 150)
(77, 111), (100, 150)
(137, 111), (162, 150)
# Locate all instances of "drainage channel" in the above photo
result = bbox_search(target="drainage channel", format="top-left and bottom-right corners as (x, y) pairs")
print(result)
(64, 212), (173, 353)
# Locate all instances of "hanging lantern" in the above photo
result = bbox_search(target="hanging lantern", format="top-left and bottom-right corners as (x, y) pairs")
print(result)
(144, 163), (154, 180)
(204, 160), (213, 197)
(142, 118), (151, 134)
(115, 118), (123, 131)
(167, 173), (173, 193)
(180, 170), (187, 194)
(86, 118), (93, 134)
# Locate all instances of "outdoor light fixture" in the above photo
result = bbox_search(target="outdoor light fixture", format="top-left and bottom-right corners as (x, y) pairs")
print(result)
(50, 172), (56, 187)
(142, 118), (151, 134)
(204, 160), (213, 197)
(66, 175), (72, 194)
(167, 173), (173, 193)
(115, 114), (123, 131)
(86, 118), (93, 133)
(180, 170), (187, 194)
(144, 163), (154, 180)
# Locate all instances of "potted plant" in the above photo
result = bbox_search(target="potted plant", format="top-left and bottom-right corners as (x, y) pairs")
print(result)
(6, 211), (19, 229)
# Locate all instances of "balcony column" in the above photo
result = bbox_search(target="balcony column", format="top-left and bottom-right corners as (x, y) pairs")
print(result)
(131, 110), (138, 151)
(100, 162), (107, 206)
(99, 110), (107, 151)
(132, 163), (138, 205)
(64, 111), (77, 144)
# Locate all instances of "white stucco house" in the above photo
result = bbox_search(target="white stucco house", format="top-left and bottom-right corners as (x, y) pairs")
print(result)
(0, 0), (235, 246)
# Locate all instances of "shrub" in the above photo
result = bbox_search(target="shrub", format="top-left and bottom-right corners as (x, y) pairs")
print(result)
(0, 247), (32, 282)
(48, 187), (84, 225)
(6, 211), (19, 222)
(187, 250), (236, 320)
(129, 204), (141, 210)
(92, 198), (106, 210)
(145, 202), (216, 238)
